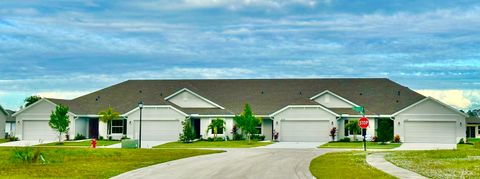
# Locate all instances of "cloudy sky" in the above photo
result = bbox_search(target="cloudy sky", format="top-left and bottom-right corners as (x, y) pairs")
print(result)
(0, 0), (479, 110)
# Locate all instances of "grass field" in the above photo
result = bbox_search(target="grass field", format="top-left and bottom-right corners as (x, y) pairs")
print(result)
(155, 140), (272, 148)
(319, 142), (401, 149)
(37, 140), (121, 147)
(0, 139), (9, 144)
(310, 151), (395, 178)
(0, 147), (222, 178)
(467, 138), (480, 143)
(386, 144), (480, 178)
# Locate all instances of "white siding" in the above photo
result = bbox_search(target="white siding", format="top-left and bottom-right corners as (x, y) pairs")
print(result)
(15, 100), (76, 141)
(168, 91), (216, 108)
(126, 106), (186, 140)
(272, 106), (337, 142)
(200, 118), (234, 139)
(75, 118), (88, 137)
(394, 98), (466, 143)
(313, 93), (353, 108)
(0, 112), (5, 138)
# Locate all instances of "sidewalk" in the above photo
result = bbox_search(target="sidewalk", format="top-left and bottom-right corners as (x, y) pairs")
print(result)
(366, 153), (427, 179)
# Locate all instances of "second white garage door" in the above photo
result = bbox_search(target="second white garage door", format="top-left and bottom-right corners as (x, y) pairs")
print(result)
(404, 121), (456, 144)
(134, 120), (181, 141)
(280, 120), (330, 142)
(23, 120), (58, 140)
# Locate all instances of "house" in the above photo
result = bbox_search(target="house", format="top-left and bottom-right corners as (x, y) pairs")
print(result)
(4, 109), (16, 138)
(12, 78), (467, 144)
(0, 105), (6, 138)
(466, 117), (480, 138)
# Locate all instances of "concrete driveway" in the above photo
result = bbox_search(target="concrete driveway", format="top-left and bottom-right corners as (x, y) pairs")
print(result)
(258, 142), (325, 149)
(394, 143), (456, 150)
(0, 140), (55, 147)
(112, 148), (330, 179)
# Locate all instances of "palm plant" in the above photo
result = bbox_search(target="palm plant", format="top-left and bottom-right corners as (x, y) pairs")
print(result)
(345, 120), (361, 141)
(98, 107), (120, 137)
(206, 118), (225, 141)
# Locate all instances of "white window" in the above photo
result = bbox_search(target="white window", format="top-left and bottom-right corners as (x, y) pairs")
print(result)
(111, 120), (125, 134)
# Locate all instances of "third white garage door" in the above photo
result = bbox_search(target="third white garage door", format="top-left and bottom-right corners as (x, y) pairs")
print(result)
(404, 121), (456, 144)
(280, 120), (330, 142)
(134, 120), (181, 141)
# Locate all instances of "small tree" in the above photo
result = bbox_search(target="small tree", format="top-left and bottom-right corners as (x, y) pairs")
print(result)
(376, 119), (393, 144)
(179, 117), (195, 143)
(206, 118), (225, 141)
(233, 104), (262, 143)
(24, 95), (42, 107)
(98, 107), (120, 137)
(345, 120), (361, 141)
(49, 105), (70, 142)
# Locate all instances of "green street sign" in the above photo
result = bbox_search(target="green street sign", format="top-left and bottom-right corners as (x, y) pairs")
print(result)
(352, 106), (364, 115)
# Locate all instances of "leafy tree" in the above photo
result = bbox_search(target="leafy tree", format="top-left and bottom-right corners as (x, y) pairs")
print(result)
(345, 120), (361, 141)
(98, 107), (120, 136)
(179, 117), (195, 143)
(206, 118), (226, 141)
(233, 104), (262, 143)
(49, 105), (70, 142)
(376, 119), (393, 143)
(24, 95), (42, 107)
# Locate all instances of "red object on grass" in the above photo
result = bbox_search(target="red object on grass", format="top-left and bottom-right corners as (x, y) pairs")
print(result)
(92, 139), (97, 148)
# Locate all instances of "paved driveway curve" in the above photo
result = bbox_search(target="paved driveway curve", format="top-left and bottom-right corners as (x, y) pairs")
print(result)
(112, 148), (329, 179)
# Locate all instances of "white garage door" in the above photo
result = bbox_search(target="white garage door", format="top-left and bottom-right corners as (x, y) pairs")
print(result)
(134, 120), (181, 141)
(404, 121), (456, 144)
(281, 120), (330, 142)
(23, 120), (58, 140)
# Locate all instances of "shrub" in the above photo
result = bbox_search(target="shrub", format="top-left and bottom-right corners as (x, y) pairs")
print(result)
(98, 136), (104, 140)
(252, 134), (265, 141)
(233, 134), (244, 141)
(393, 135), (401, 143)
(330, 127), (336, 141)
(339, 137), (351, 142)
(8, 136), (19, 141)
(108, 136), (113, 141)
(459, 138), (465, 144)
(74, 133), (86, 140)
(11, 147), (42, 163)
(371, 136), (378, 142)
(376, 119), (393, 143)
(474, 142), (480, 149)
(206, 137), (225, 141)
(179, 118), (195, 143)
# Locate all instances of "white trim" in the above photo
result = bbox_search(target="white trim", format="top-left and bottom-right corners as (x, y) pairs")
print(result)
(122, 105), (188, 117)
(164, 88), (225, 109)
(190, 114), (235, 118)
(340, 114), (392, 118)
(391, 97), (468, 117)
(269, 105), (339, 117)
(12, 98), (76, 117)
(0, 105), (8, 116)
(310, 90), (359, 107)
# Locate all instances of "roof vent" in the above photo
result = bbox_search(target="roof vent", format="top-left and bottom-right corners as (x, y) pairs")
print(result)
(139, 90), (142, 93)
(397, 91), (401, 96)
(261, 91), (264, 95)
(299, 91), (302, 95)
(95, 96), (100, 101)
(160, 92), (163, 96)
(359, 93), (363, 96)
(396, 100), (399, 103)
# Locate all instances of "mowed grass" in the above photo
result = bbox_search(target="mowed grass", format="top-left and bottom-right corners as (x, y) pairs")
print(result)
(37, 140), (121, 147)
(320, 142), (401, 149)
(385, 144), (480, 178)
(310, 151), (395, 179)
(468, 138), (480, 143)
(0, 147), (222, 178)
(155, 140), (272, 148)
(0, 139), (9, 144)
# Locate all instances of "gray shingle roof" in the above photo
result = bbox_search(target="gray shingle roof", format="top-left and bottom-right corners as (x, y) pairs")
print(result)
(47, 78), (426, 116)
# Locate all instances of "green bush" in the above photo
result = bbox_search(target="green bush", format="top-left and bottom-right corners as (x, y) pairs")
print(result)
(11, 147), (42, 163)
(459, 138), (465, 144)
(206, 137), (225, 141)
(252, 134), (265, 141)
(98, 136), (104, 140)
(233, 134), (244, 140)
(8, 136), (19, 141)
(74, 133), (86, 140)
(393, 135), (401, 143)
(339, 137), (351, 142)
(179, 119), (195, 143)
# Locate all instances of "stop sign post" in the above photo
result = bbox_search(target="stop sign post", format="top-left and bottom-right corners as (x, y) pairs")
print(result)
(358, 117), (369, 151)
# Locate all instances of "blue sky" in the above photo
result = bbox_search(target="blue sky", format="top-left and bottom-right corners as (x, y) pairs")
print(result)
(0, 0), (479, 110)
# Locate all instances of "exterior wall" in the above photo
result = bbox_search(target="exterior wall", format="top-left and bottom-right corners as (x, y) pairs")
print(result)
(200, 117), (234, 139)
(0, 112), (5, 138)
(272, 106), (337, 141)
(99, 121), (108, 139)
(75, 117), (88, 137)
(125, 106), (186, 139)
(467, 124), (480, 138)
(15, 100), (76, 140)
(168, 91), (216, 108)
(262, 119), (273, 140)
(5, 122), (16, 137)
(337, 117), (377, 141)
(394, 99), (466, 143)
(313, 93), (353, 108)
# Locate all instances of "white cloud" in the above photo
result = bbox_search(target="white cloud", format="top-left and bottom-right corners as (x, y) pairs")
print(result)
(416, 89), (472, 109)
(36, 91), (89, 100)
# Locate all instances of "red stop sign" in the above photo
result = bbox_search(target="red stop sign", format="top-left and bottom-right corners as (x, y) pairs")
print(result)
(359, 117), (369, 129)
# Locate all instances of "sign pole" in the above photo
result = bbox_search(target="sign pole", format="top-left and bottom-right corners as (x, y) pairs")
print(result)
(354, 106), (369, 152)
(363, 108), (366, 151)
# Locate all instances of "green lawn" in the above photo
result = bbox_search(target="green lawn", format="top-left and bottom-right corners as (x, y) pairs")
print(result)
(0, 139), (9, 144)
(0, 147), (222, 178)
(319, 142), (402, 149)
(385, 144), (480, 178)
(467, 138), (480, 143)
(37, 140), (121, 147)
(154, 140), (272, 148)
(310, 151), (395, 178)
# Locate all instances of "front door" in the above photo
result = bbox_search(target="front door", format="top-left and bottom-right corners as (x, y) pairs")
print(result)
(193, 118), (201, 138)
(89, 118), (99, 139)
(467, 126), (476, 138)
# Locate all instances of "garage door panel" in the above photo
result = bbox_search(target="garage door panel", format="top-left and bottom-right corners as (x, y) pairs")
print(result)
(134, 120), (181, 141)
(404, 121), (456, 144)
(281, 120), (330, 142)
(23, 120), (58, 140)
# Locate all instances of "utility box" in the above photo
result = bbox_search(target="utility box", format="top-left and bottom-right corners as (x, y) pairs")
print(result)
(122, 139), (139, 149)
